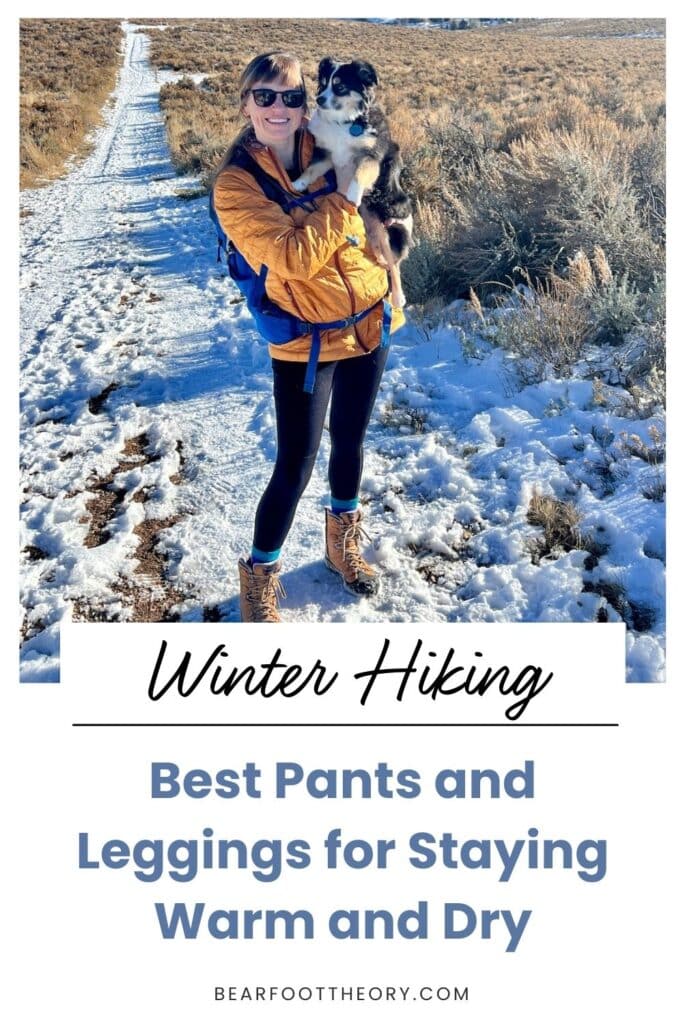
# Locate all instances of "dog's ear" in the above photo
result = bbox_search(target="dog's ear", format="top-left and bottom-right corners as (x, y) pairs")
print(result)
(356, 61), (378, 89)
(318, 57), (337, 85)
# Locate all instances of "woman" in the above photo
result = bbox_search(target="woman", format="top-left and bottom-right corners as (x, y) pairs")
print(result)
(212, 52), (405, 622)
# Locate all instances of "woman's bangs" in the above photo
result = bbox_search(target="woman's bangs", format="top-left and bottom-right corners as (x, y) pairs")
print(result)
(253, 54), (303, 90)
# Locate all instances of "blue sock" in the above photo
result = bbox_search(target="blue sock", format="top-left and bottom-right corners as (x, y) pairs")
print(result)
(331, 496), (359, 514)
(251, 545), (281, 564)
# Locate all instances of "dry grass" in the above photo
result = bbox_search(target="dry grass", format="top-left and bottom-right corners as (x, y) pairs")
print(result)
(150, 19), (664, 177)
(20, 19), (122, 189)
(504, 19), (664, 38)
(150, 19), (664, 307)
(471, 245), (664, 402)
(494, 270), (593, 383)
(527, 492), (583, 561)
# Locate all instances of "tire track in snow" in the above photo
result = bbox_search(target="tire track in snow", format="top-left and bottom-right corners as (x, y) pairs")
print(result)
(20, 23), (211, 677)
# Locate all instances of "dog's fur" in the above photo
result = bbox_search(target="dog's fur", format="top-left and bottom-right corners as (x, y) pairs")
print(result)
(292, 58), (413, 307)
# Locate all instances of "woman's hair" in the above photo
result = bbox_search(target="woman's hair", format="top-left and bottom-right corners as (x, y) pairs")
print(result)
(215, 52), (307, 175)
(238, 52), (306, 104)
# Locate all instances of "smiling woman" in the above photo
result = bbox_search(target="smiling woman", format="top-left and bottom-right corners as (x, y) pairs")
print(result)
(211, 51), (405, 622)
(241, 85), (306, 162)
(216, 52), (310, 172)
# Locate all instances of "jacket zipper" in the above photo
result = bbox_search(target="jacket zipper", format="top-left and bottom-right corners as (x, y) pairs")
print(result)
(335, 251), (356, 317)
(283, 279), (307, 323)
(335, 252), (373, 352)
(261, 146), (310, 325)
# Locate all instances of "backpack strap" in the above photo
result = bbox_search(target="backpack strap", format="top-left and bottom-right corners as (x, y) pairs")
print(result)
(230, 146), (295, 209)
(302, 298), (393, 394)
(208, 189), (228, 263)
(231, 146), (336, 212)
(213, 146), (337, 266)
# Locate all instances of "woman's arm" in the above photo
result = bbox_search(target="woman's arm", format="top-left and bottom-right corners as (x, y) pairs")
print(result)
(213, 167), (366, 282)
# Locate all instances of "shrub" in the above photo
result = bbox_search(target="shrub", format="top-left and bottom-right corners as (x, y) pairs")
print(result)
(148, 19), (666, 393)
(401, 202), (458, 305)
(527, 492), (583, 561)
(492, 272), (591, 383)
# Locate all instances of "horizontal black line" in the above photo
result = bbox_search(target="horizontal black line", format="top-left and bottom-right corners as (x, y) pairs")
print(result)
(72, 722), (619, 728)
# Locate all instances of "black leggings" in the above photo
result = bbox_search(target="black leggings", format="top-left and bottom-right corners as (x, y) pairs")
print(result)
(253, 345), (389, 553)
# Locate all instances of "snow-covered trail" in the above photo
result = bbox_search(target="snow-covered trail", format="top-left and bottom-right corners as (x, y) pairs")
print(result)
(20, 24), (665, 683)
(20, 25), (272, 670)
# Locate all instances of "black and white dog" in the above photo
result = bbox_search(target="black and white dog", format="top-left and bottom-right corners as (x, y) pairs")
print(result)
(292, 57), (413, 308)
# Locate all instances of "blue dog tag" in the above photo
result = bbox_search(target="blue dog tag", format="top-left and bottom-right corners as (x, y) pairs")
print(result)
(349, 122), (364, 136)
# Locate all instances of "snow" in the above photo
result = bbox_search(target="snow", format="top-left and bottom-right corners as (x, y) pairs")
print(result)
(19, 23), (665, 684)
(157, 70), (209, 86)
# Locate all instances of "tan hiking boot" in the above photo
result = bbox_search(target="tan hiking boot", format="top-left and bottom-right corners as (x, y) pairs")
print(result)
(325, 508), (380, 596)
(238, 558), (285, 622)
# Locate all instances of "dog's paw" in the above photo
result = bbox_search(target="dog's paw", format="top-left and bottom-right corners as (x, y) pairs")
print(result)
(291, 175), (308, 193)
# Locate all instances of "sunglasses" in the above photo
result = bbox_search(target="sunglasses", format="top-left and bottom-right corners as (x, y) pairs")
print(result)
(247, 88), (305, 109)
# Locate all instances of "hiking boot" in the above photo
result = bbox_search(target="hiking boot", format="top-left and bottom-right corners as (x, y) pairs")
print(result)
(325, 508), (380, 596)
(238, 558), (285, 622)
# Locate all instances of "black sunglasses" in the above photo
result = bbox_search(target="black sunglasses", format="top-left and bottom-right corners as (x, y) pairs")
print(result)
(247, 87), (305, 109)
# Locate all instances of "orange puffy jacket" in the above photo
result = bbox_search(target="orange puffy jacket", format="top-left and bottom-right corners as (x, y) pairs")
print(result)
(212, 127), (405, 362)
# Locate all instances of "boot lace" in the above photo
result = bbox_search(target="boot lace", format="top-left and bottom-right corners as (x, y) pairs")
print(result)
(338, 519), (374, 574)
(246, 573), (286, 622)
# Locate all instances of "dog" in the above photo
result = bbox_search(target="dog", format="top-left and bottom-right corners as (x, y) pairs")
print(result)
(292, 57), (413, 308)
